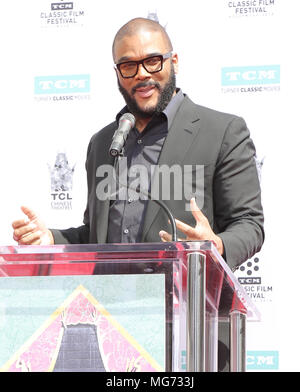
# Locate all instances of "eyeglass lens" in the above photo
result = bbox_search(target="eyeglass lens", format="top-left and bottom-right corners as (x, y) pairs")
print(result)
(119, 56), (163, 78)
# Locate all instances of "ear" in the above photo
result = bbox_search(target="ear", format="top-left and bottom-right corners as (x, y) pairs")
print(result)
(114, 66), (122, 83)
(171, 53), (179, 74)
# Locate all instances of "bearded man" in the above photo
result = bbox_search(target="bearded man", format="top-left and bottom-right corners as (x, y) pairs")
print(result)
(12, 17), (264, 371)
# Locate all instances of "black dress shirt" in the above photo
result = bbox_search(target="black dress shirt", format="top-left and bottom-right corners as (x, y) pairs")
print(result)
(107, 89), (184, 243)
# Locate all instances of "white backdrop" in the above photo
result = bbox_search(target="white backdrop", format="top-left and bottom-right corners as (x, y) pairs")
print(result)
(1, 0), (300, 371)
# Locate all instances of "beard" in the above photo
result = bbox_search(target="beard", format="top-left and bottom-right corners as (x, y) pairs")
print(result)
(117, 66), (176, 119)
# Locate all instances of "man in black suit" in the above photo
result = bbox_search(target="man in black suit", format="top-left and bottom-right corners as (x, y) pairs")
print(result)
(12, 17), (264, 370)
(13, 17), (264, 271)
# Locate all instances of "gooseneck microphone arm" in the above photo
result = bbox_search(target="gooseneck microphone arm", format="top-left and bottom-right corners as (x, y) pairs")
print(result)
(112, 156), (178, 242)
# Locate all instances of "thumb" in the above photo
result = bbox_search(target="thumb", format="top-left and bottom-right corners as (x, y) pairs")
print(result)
(20, 206), (38, 222)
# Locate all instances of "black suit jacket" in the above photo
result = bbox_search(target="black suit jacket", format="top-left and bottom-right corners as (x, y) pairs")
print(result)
(52, 95), (264, 271)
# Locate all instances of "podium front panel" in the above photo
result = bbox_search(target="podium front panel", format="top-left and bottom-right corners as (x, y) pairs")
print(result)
(0, 242), (259, 372)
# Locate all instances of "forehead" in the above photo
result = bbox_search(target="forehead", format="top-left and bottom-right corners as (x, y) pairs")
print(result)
(114, 30), (168, 62)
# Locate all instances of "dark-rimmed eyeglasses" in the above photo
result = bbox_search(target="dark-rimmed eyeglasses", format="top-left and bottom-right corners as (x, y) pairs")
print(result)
(115, 52), (173, 79)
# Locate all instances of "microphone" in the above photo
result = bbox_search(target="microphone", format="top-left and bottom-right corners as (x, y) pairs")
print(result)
(109, 113), (135, 157)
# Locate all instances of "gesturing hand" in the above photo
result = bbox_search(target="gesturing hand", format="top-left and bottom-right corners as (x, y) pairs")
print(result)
(12, 206), (54, 245)
(159, 198), (224, 255)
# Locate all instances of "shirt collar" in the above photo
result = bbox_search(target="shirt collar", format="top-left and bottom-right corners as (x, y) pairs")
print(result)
(116, 88), (184, 130)
(163, 88), (184, 130)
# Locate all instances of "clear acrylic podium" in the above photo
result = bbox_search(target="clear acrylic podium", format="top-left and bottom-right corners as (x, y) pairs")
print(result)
(0, 241), (259, 372)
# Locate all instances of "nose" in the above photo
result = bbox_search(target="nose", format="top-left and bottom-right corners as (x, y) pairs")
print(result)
(135, 63), (151, 79)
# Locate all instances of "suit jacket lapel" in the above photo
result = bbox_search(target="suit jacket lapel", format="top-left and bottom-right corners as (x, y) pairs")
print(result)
(142, 96), (201, 240)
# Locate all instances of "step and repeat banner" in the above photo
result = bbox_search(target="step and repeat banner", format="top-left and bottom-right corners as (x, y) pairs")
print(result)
(1, 0), (299, 371)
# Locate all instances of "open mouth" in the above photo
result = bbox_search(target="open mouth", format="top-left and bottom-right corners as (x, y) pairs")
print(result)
(134, 85), (156, 99)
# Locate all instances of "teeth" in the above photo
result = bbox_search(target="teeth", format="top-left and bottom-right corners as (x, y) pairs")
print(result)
(137, 86), (153, 91)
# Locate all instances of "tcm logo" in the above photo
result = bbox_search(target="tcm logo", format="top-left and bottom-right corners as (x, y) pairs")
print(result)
(238, 277), (261, 284)
(51, 2), (73, 10)
(222, 65), (280, 86)
(247, 351), (279, 370)
(34, 74), (90, 95)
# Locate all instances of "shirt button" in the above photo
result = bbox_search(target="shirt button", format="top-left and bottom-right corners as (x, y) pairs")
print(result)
(123, 229), (129, 234)
(128, 198), (133, 203)
(137, 139), (142, 144)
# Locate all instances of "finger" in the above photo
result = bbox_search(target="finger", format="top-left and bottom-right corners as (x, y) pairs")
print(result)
(13, 228), (30, 241)
(190, 198), (207, 223)
(18, 230), (42, 245)
(13, 232), (20, 242)
(12, 219), (30, 229)
(20, 206), (38, 222)
(175, 218), (199, 238)
(14, 223), (37, 239)
(18, 231), (41, 245)
(159, 230), (172, 242)
(30, 238), (42, 245)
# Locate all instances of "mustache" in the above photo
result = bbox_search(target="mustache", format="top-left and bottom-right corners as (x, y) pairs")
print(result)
(132, 81), (161, 95)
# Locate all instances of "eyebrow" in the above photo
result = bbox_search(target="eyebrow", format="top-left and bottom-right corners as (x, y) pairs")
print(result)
(116, 52), (163, 64)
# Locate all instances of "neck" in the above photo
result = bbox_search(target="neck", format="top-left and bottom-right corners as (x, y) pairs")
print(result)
(133, 89), (178, 132)
(135, 116), (152, 133)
